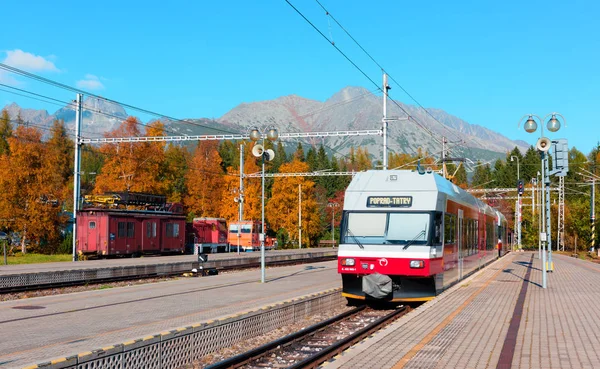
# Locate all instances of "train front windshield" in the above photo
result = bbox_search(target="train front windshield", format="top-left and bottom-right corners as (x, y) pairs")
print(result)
(343, 212), (432, 245)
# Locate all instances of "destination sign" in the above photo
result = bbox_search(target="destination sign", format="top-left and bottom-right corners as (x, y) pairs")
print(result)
(366, 196), (412, 208)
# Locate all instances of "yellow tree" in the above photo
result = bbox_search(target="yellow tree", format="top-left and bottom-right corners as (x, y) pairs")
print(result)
(218, 166), (242, 223)
(242, 147), (262, 221)
(388, 152), (414, 169)
(355, 147), (373, 171)
(184, 140), (224, 218)
(162, 143), (190, 202)
(266, 160), (321, 247)
(0, 126), (64, 252)
(94, 117), (166, 194)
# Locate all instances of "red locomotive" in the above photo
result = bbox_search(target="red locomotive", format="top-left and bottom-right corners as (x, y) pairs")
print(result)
(186, 217), (228, 254)
(77, 193), (186, 258)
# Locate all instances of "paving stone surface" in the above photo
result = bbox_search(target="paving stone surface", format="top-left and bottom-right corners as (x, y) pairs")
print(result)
(323, 252), (600, 369)
(0, 260), (339, 369)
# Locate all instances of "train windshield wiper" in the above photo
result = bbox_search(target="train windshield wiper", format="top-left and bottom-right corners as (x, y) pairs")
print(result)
(402, 229), (426, 249)
(346, 229), (364, 249)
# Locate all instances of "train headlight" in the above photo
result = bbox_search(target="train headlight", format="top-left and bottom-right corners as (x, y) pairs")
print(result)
(410, 260), (425, 268)
(430, 248), (437, 258)
(341, 258), (355, 266)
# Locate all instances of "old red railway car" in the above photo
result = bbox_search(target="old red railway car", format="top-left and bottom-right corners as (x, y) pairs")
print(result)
(77, 207), (186, 258)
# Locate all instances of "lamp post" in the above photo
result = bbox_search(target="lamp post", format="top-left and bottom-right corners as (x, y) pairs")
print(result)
(511, 155), (521, 250)
(250, 127), (278, 283)
(519, 112), (565, 289)
(327, 202), (339, 247)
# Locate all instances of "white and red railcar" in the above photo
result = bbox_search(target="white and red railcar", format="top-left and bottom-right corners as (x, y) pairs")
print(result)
(338, 170), (509, 303)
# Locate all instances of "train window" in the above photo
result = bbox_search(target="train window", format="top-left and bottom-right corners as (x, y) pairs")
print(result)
(118, 222), (126, 238)
(229, 224), (239, 233)
(444, 213), (455, 244)
(89, 221), (96, 229)
(127, 222), (135, 238)
(432, 212), (442, 245)
(242, 225), (252, 233)
(387, 213), (429, 244)
(166, 223), (180, 238)
(146, 222), (157, 238)
(347, 213), (386, 237)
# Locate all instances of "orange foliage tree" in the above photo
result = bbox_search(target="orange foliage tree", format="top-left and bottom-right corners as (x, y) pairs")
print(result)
(184, 140), (224, 218)
(266, 159), (321, 247)
(93, 117), (166, 195)
(242, 147), (262, 221)
(0, 126), (67, 252)
(218, 166), (242, 223)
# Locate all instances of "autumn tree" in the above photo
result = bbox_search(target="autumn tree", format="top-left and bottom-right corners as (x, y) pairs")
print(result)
(185, 140), (224, 218)
(242, 147), (263, 222)
(94, 117), (167, 194)
(0, 126), (65, 252)
(218, 167), (242, 223)
(0, 109), (12, 156)
(162, 143), (190, 202)
(45, 120), (74, 206)
(266, 159), (321, 247)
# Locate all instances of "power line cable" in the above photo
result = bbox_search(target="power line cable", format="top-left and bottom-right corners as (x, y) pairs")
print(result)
(0, 83), (193, 138)
(313, 0), (480, 153)
(0, 63), (243, 136)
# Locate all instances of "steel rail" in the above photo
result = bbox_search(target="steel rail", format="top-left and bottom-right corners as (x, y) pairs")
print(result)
(206, 305), (409, 369)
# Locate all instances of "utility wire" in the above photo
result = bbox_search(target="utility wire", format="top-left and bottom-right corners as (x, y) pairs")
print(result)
(0, 82), (197, 138)
(0, 63), (243, 136)
(286, 0), (443, 149)
(313, 0), (480, 154)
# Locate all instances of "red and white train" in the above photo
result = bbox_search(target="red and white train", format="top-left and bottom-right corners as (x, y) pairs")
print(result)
(338, 169), (510, 303)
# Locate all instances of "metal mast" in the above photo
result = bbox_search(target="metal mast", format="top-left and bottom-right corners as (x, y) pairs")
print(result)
(382, 73), (389, 170)
(557, 175), (565, 251)
(72, 93), (83, 262)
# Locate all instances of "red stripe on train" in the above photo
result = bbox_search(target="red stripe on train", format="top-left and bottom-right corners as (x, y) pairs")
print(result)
(338, 256), (444, 276)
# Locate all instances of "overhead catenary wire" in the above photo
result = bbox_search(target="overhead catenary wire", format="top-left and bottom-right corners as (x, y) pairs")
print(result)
(312, 0), (480, 156)
(285, 0), (445, 153)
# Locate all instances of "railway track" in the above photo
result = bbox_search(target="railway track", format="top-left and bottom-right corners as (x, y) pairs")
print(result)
(206, 304), (410, 369)
(0, 255), (336, 294)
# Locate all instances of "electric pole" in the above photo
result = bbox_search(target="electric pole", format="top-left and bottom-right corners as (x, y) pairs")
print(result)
(382, 73), (389, 170)
(72, 93), (83, 262)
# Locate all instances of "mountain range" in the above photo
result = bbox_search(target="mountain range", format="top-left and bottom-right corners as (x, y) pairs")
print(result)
(3, 86), (528, 162)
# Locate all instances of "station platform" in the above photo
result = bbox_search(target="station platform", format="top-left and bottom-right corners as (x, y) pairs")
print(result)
(324, 251), (600, 369)
(0, 260), (340, 368)
(0, 247), (336, 276)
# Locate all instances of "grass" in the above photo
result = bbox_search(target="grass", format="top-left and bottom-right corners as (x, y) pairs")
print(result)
(2, 253), (72, 265)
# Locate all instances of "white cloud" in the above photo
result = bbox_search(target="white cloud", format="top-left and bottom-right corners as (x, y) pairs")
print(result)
(3, 49), (59, 72)
(76, 74), (105, 90)
(0, 69), (21, 86)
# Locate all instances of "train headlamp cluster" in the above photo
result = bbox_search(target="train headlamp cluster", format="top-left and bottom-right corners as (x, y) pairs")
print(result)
(341, 258), (355, 266)
(410, 260), (425, 268)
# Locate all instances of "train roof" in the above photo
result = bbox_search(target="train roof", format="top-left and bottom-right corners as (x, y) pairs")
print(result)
(78, 208), (186, 218)
(344, 169), (498, 216)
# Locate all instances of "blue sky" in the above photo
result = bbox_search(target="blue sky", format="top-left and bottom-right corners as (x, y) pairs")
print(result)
(1, 0), (598, 153)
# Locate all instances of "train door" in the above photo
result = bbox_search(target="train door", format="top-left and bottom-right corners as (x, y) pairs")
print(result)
(458, 209), (464, 280)
(142, 219), (159, 253)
